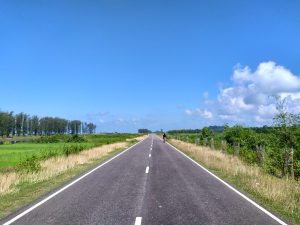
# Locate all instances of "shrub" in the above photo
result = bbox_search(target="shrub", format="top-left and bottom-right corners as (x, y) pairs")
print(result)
(63, 145), (72, 156)
(240, 147), (257, 164)
(40, 148), (60, 160)
(66, 134), (86, 143)
(62, 143), (88, 156)
(17, 155), (41, 173)
(294, 160), (300, 179)
(34, 135), (61, 143)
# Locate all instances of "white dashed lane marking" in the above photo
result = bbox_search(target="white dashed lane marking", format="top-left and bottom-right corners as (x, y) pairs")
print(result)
(135, 217), (142, 225)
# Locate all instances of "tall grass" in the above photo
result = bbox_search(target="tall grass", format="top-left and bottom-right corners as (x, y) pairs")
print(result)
(169, 139), (300, 224)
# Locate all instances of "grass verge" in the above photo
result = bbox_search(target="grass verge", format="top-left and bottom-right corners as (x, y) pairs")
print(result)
(169, 139), (300, 225)
(0, 137), (143, 219)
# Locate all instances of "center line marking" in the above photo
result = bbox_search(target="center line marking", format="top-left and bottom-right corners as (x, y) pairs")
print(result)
(135, 217), (142, 225)
(145, 166), (149, 174)
(149, 154), (151, 157)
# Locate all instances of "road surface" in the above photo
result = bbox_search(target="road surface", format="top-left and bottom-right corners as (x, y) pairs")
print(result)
(1, 135), (288, 225)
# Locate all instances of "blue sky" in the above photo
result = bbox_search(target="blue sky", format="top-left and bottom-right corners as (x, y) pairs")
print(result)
(1, 0), (300, 132)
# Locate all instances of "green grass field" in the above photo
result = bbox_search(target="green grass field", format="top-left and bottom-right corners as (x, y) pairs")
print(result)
(0, 133), (140, 172)
(0, 143), (62, 169)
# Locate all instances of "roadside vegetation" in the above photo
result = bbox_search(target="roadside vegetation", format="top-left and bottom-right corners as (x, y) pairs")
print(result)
(0, 133), (143, 219)
(168, 99), (300, 224)
(169, 139), (300, 224)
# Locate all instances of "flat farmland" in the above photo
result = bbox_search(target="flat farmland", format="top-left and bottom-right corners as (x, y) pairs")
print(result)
(0, 134), (140, 172)
(0, 143), (69, 170)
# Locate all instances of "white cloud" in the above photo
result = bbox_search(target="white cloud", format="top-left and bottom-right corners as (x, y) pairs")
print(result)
(185, 108), (213, 119)
(203, 91), (214, 105)
(186, 61), (300, 126)
(203, 91), (209, 99)
(185, 110), (193, 116)
(202, 110), (213, 119)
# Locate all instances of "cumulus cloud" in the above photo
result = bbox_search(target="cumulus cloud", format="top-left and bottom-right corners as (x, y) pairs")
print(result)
(186, 61), (300, 125)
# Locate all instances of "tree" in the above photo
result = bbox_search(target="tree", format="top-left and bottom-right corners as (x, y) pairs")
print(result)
(22, 114), (29, 136)
(273, 98), (300, 179)
(138, 129), (151, 134)
(223, 125), (248, 145)
(15, 113), (26, 136)
(201, 127), (214, 139)
(87, 123), (97, 134)
(70, 120), (82, 134)
(0, 111), (14, 137)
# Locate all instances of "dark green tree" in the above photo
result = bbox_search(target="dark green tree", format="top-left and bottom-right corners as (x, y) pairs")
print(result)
(0, 111), (14, 137)
(273, 98), (300, 179)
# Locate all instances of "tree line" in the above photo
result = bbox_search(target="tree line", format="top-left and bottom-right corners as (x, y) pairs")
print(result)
(168, 126), (225, 134)
(0, 111), (97, 137)
(138, 129), (152, 134)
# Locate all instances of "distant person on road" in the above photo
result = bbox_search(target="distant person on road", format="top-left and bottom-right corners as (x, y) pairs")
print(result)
(163, 133), (167, 143)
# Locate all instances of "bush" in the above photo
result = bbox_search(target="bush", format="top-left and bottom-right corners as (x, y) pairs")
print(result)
(226, 145), (234, 155)
(262, 146), (283, 176)
(40, 148), (60, 160)
(33, 134), (87, 144)
(240, 147), (257, 164)
(63, 143), (88, 156)
(34, 135), (61, 143)
(63, 145), (72, 156)
(17, 155), (41, 173)
(66, 134), (86, 143)
(294, 160), (300, 180)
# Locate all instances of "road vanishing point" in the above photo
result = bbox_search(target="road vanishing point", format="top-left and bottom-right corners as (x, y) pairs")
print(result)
(1, 135), (288, 225)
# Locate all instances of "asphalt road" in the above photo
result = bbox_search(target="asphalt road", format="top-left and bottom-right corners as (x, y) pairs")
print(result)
(1, 135), (288, 225)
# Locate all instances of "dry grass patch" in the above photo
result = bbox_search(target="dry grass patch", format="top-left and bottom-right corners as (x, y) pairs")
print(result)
(0, 172), (18, 194)
(170, 139), (300, 224)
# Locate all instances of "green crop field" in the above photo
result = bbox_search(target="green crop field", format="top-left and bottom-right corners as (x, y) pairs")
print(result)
(0, 143), (65, 170)
(0, 133), (140, 172)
